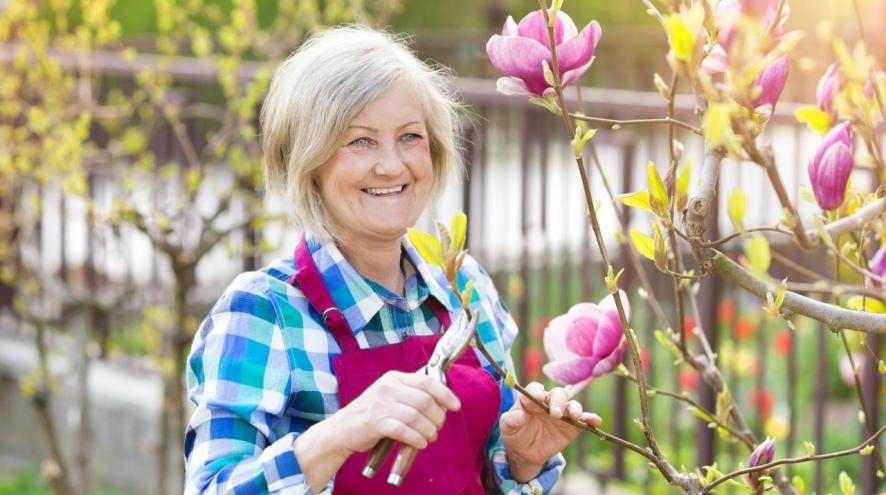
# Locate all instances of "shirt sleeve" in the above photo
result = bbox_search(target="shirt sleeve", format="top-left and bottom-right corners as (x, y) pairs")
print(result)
(460, 258), (566, 494)
(183, 274), (332, 495)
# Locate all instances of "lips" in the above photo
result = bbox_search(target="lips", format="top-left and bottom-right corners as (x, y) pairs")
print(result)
(363, 185), (406, 196)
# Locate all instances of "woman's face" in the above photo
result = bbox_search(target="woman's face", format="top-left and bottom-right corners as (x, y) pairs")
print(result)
(317, 80), (434, 245)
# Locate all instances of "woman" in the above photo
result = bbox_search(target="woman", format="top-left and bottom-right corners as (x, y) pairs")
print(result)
(184, 26), (601, 495)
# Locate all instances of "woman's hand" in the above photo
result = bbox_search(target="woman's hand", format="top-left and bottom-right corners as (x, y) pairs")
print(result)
(294, 370), (461, 493)
(499, 382), (602, 482)
(333, 370), (462, 455)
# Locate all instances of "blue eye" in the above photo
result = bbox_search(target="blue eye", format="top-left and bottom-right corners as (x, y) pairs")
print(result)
(348, 137), (372, 147)
(402, 133), (423, 142)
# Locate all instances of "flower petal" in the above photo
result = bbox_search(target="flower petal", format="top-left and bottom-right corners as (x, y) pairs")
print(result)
(702, 44), (729, 74)
(502, 15), (518, 36)
(543, 314), (578, 362)
(754, 56), (789, 109)
(516, 10), (578, 47)
(590, 338), (626, 378)
(560, 57), (594, 89)
(592, 311), (624, 357)
(542, 356), (600, 385)
(812, 121), (852, 170)
(599, 290), (631, 322)
(813, 141), (853, 210)
(556, 20), (602, 73)
(565, 315), (600, 357)
(485, 34), (552, 96)
(495, 77), (532, 96)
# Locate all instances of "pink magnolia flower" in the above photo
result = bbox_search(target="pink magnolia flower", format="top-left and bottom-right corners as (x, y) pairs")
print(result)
(753, 55), (789, 110)
(486, 10), (602, 97)
(868, 245), (886, 289)
(807, 121), (853, 210)
(817, 62), (844, 120)
(717, 0), (785, 51)
(542, 291), (629, 387)
(749, 437), (776, 468)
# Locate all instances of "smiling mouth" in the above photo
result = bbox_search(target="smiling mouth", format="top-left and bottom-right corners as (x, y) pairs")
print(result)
(362, 185), (407, 197)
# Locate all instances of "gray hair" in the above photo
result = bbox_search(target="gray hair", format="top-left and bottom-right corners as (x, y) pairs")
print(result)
(260, 26), (463, 244)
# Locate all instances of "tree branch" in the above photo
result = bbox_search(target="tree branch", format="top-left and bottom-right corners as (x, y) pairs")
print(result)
(702, 425), (886, 494)
(708, 248), (886, 334)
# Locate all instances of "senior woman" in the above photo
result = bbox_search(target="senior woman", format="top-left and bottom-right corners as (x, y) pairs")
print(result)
(184, 26), (601, 495)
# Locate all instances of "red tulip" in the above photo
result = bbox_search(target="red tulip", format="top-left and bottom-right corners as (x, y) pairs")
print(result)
(522, 347), (545, 382)
(733, 317), (756, 341)
(683, 317), (698, 341)
(773, 330), (792, 357)
(748, 388), (774, 419)
(717, 301), (736, 324)
(678, 369), (700, 391)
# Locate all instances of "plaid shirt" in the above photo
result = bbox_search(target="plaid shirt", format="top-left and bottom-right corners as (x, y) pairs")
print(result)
(184, 232), (565, 494)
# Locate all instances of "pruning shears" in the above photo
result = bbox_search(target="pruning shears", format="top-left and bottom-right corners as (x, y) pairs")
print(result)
(362, 309), (479, 486)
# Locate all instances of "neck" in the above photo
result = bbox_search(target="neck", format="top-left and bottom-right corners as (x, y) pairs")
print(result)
(336, 235), (404, 295)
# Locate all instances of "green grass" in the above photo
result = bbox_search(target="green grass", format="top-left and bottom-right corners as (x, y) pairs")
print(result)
(0, 469), (125, 495)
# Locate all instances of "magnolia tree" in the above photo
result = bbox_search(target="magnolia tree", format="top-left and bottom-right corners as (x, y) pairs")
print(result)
(415, 1), (886, 494)
(0, 1), (400, 494)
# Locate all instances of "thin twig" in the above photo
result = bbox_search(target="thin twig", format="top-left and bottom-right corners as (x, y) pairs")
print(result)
(701, 425), (886, 494)
(537, 0), (673, 481)
(700, 226), (793, 248)
(569, 113), (702, 135)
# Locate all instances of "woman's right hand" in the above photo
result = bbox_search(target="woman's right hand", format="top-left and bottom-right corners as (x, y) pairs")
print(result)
(331, 370), (462, 455)
(294, 370), (461, 493)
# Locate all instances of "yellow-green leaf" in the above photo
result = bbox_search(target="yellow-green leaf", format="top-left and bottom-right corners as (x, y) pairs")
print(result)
(676, 160), (691, 196)
(744, 234), (771, 275)
(618, 191), (652, 212)
(839, 471), (855, 495)
(647, 161), (670, 218)
(630, 229), (655, 261)
(728, 188), (747, 231)
(666, 14), (694, 62)
(794, 106), (831, 136)
(845, 296), (886, 314)
(407, 228), (444, 268)
(703, 103), (733, 149)
(449, 211), (467, 254)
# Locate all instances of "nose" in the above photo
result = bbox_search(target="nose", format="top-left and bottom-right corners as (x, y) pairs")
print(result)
(373, 141), (407, 176)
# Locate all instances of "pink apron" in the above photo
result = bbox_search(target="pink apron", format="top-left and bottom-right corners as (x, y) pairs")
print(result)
(290, 238), (501, 494)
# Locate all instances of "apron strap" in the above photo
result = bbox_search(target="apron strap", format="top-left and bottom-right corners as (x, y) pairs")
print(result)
(289, 235), (458, 353)
(290, 236), (361, 354)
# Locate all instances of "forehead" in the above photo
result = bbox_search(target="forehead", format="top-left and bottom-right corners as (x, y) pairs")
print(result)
(348, 79), (426, 127)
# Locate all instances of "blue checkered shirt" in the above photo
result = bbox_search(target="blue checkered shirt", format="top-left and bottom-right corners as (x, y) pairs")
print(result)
(184, 232), (565, 494)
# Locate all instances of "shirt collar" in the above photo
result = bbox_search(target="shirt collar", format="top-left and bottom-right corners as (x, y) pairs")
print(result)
(304, 232), (457, 336)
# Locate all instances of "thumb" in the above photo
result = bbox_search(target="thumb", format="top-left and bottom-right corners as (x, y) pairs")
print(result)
(499, 409), (528, 436)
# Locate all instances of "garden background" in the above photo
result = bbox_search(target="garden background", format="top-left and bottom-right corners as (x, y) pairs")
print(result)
(0, 0), (883, 494)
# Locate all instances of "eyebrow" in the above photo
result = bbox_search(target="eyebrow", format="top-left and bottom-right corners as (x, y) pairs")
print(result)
(347, 121), (423, 132)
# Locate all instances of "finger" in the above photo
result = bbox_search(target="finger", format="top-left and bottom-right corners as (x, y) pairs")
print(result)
(400, 373), (461, 411)
(393, 387), (448, 429)
(390, 403), (439, 443)
(499, 409), (528, 436)
(548, 387), (569, 419)
(518, 381), (548, 412)
(580, 412), (603, 428)
(565, 400), (583, 421)
(376, 418), (428, 450)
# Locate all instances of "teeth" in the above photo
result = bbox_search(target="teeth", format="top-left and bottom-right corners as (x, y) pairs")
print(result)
(365, 185), (404, 195)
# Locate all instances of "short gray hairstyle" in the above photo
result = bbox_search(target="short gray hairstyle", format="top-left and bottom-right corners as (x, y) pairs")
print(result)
(260, 26), (463, 244)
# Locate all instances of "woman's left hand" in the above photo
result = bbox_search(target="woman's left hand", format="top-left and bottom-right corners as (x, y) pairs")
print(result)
(499, 382), (602, 481)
